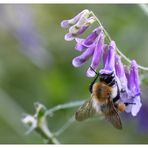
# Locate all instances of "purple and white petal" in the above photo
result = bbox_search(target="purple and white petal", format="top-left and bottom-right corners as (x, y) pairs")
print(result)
(75, 11), (90, 28)
(69, 25), (88, 37)
(77, 26), (88, 35)
(115, 55), (128, 88)
(128, 60), (141, 97)
(64, 33), (75, 41)
(131, 96), (142, 116)
(61, 20), (71, 28)
(68, 12), (89, 34)
(75, 38), (86, 51)
(69, 17), (94, 35)
(72, 46), (95, 67)
(61, 9), (89, 28)
(83, 16), (96, 27)
(128, 64), (135, 92)
(124, 66), (131, 89)
(124, 61), (142, 116)
(131, 60), (141, 95)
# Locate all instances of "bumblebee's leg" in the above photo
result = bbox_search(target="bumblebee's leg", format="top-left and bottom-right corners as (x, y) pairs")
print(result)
(124, 102), (136, 106)
(89, 67), (99, 93)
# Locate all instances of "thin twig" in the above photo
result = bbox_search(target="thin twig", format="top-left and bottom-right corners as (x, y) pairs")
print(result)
(90, 11), (148, 71)
(45, 100), (85, 117)
(55, 116), (75, 137)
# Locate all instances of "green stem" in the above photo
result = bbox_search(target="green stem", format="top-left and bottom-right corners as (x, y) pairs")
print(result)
(45, 100), (85, 117)
(36, 127), (60, 144)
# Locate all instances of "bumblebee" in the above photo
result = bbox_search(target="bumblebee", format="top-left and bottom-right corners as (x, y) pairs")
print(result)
(75, 68), (133, 129)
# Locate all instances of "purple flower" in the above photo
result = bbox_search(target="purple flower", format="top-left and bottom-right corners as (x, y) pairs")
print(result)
(61, 9), (90, 28)
(86, 31), (104, 77)
(75, 27), (102, 52)
(100, 44), (142, 116)
(99, 41), (116, 75)
(72, 27), (104, 77)
(115, 55), (129, 102)
(127, 60), (142, 116)
(61, 9), (143, 119)
(65, 26), (88, 41)
(129, 60), (141, 96)
(61, 9), (96, 41)
(72, 46), (95, 67)
(121, 61), (142, 116)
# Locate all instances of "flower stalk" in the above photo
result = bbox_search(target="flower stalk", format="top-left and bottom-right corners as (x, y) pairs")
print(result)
(22, 101), (85, 144)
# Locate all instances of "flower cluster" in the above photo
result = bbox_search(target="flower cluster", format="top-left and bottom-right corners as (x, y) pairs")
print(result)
(61, 9), (96, 41)
(61, 9), (142, 116)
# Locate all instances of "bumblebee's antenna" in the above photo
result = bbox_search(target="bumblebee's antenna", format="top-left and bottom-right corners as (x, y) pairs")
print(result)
(89, 67), (100, 93)
(90, 66), (99, 75)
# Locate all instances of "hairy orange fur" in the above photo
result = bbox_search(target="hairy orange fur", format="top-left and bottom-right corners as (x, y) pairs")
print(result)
(92, 82), (112, 102)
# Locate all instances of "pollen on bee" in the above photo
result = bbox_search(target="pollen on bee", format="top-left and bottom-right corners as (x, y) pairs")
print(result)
(117, 102), (126, 112)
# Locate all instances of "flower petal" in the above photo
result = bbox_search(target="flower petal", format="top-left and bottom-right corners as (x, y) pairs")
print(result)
(101, 41), (116, 73)
(83, 27), (102, 47)
(124, 66), (131, 89)
(61, 9), (89, 28)
(75, 38), (86, 51)
(86, 31), (104, 77)
(115, 54), (128, 87)
(131, 96), (142, 116)
(115, 55), (123, 78)
(64, 33), (75, 41)
(86, 67), (96, 77)
(102, 44), (108, 66)
(131, 60), (140, 94)
(75, 11), (90, 28)
(77, 26), (88, 35)
(61, 20), (71, 28)
(75, 27), (102, 51)
(129, 60), (141, 96)
(72, 46), (95, 67)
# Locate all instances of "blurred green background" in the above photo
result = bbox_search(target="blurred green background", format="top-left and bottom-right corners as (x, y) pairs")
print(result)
(0, 4), (148, 144)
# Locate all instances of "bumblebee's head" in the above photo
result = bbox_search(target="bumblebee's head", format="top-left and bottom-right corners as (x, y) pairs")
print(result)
(99, 71), (115, 86)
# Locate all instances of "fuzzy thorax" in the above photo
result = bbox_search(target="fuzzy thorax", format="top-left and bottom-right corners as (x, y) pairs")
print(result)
(92, 82), (112, 103)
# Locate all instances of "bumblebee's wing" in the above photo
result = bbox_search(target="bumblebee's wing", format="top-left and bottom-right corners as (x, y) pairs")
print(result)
(75, 99), (96, 121)
(101, 101), (122, 129)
